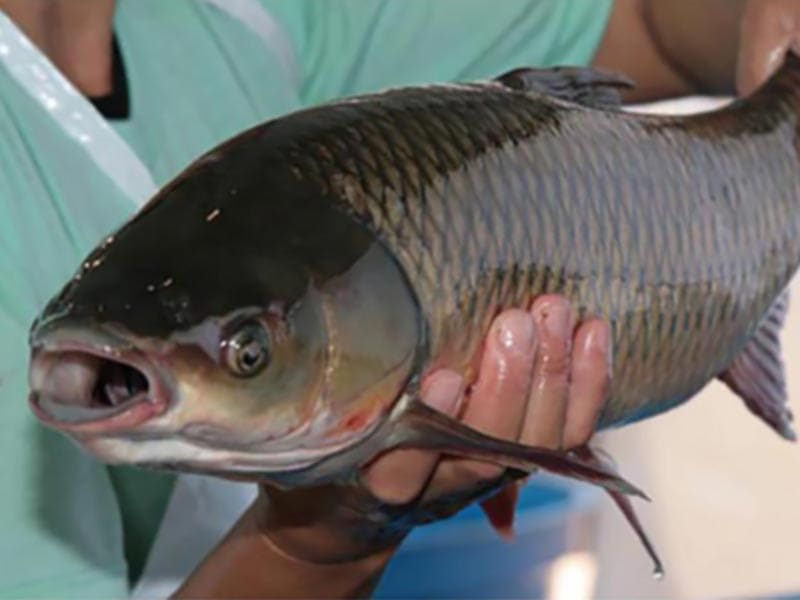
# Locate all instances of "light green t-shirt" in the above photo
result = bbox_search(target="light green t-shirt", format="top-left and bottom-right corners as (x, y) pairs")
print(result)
(0, 1), (613, 596)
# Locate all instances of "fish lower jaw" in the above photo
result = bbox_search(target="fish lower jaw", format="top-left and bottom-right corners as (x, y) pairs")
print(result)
(30, 390), (163, 434)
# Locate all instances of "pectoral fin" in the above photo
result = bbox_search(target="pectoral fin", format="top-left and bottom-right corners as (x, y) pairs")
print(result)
(391, 401), (661, 573)
(718, 291), (796, 441)
(396, 400), (647, 499)
(571, 446), (663, 578)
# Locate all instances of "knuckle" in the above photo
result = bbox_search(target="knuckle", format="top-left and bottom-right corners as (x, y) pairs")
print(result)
(374, 485), (421, 506)
(451, 460), (504, 484)
(538, 347), (571, 377)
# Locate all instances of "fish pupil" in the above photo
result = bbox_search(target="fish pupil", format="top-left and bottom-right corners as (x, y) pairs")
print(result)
(224, 321), (271, 377)
(240, 343), (261, 368)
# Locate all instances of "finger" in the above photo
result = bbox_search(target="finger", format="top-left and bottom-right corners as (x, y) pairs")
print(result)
(430, 308), (538, 489)
(463, 309), (538, 437)
(737, 0), (799, 95)
(519, 296), (575, 449)
(361, 370), (464, 504)
(563, 319), (611, 449)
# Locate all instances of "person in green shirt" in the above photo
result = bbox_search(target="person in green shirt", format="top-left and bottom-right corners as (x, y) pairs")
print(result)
(1, 1), (798, 597)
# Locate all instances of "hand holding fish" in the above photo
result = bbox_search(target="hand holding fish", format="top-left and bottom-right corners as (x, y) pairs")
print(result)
(259, 298), (609, 559)
(364, 298), (609, 509)
(175, 300), (611, 598)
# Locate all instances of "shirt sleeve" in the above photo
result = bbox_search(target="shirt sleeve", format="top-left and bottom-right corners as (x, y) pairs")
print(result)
(262, 0), (614, 105)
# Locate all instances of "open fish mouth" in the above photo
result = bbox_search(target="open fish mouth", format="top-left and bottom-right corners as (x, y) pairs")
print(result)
(29, 342), (169, 433)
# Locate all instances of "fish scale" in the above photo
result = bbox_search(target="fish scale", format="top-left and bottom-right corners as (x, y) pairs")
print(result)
(278, 77), (800, 426)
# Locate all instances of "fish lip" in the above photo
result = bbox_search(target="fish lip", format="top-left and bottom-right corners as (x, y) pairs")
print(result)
(28, 339), (171, 435)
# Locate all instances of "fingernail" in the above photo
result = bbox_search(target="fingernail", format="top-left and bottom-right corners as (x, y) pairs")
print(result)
(585, 321), (610, 354)
(587, 320), (614, 376)
(423, 371), (464, 415)
(586, 321), (613, 375)
(496, 310), (536, 354)
(539, 301), (573, 338)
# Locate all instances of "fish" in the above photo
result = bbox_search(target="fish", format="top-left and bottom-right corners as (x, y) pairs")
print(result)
(27, 53), (800, 576)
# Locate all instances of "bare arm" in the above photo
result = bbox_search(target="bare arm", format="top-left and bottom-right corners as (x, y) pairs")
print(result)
(640, 0), (744, 94)
(594, 0), (800, 100)
(173, 503), (395, 599)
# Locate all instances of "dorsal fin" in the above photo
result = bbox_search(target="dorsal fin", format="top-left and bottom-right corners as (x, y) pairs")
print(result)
(495, 66), (635, 109)
(718, 290), (796, 441)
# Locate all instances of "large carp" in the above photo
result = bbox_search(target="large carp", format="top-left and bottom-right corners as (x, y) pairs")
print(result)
(28, 55), (800, 575)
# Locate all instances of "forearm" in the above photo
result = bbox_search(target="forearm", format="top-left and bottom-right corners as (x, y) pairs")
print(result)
(593, 0), (745, 101)
(643, 0), (745, 94)
(172, 501), (394, 599)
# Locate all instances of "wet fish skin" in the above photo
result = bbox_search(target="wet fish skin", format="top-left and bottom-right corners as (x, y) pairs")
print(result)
(276, 66), (800, 431)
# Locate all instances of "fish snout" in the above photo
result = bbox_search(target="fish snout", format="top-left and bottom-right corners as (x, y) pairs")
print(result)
(29, 342), (169, 434)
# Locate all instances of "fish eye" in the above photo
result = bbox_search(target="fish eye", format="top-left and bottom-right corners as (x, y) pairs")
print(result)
(222, 320), (271, 378)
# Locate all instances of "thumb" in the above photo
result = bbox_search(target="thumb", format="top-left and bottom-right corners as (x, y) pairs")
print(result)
(361, 370), (465, 504)
(419, 369), (466, 416)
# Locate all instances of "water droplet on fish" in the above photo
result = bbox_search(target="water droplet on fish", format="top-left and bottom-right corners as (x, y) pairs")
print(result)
(161, 277), (174, 289)
(146, 284), (156, 293)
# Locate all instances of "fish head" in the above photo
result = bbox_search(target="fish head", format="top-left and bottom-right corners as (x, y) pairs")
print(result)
(28, 131), (423, 479)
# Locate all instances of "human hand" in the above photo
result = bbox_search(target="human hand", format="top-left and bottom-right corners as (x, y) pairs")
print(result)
(737, 0), (800, 95)
(259, 295), (611, 564)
